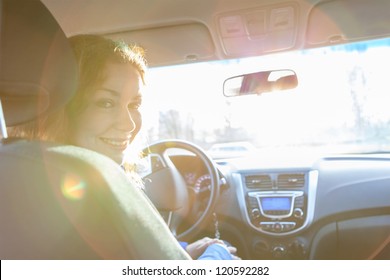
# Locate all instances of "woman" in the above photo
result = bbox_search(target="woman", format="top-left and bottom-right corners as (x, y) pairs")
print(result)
(9, 34), (238, 260)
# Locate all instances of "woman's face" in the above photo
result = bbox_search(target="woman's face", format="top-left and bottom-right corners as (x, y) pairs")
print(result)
(71, 63), (143, 164)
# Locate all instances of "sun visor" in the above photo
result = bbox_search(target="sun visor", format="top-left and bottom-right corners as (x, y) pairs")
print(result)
(105, 22), (215, 67)
(306, 0), (390, 46)
(0, 0), (78, 126)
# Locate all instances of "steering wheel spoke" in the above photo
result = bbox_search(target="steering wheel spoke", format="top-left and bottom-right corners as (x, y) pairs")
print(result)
(142, 139), (220, 241)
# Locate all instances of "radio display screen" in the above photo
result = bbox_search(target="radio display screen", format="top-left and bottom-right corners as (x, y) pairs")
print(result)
(260, 197), (291, 211)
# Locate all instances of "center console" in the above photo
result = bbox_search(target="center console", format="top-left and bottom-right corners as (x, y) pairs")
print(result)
(248, 190), (305, 233)
(236, 170), (318, 236)
(232, 170), (318, 259)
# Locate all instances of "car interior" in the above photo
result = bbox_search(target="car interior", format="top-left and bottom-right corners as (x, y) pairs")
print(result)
(1, 0), (390, 260)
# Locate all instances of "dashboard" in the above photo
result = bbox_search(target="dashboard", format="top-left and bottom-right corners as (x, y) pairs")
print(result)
(170, 155), (212, 194)
(170, 151), (390, 259)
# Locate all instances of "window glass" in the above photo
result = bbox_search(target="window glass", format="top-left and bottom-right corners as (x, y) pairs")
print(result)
(140, 38), (390, 156)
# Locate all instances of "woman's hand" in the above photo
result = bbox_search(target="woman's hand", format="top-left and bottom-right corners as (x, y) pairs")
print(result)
(185, 237), (221, 259)
(185, 237), (239, 259)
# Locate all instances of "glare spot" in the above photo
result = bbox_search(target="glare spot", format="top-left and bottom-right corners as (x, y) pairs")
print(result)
(61, 174), (86, 200)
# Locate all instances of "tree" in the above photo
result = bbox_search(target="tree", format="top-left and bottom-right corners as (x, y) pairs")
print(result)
(349, 65), (367, 139)
(158, 109), (195, 141)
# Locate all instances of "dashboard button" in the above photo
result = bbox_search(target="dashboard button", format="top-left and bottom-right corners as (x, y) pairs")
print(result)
(273, 222), (283, 232)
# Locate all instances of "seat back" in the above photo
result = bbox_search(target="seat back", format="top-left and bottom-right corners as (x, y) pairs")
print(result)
(0, 0), (77, 126)
(0, 0), (190, 260)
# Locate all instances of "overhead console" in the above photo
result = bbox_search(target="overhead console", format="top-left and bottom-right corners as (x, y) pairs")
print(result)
(235, 170), (318, 236)
(216, 2), (298, 57)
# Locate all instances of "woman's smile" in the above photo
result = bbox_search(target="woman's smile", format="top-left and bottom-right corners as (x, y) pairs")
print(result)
(99, 136), (131, 150)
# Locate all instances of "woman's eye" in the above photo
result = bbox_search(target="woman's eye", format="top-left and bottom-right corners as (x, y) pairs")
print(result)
(96, 99), (114, 108)
(128, 102), (141, 110)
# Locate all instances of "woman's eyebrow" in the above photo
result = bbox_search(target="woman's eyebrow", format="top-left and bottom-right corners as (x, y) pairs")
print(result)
(98, 87), (143, 100)
(99, 87), (120, 96)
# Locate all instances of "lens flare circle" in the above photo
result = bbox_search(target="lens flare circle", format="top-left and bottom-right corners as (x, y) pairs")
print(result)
(61, 173), (86, 200)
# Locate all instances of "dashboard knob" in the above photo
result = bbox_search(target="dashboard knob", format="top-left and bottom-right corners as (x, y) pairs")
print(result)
(293, 208), (304, 218)
(251, 208), (260, 219)
(272, 245), (286, 258)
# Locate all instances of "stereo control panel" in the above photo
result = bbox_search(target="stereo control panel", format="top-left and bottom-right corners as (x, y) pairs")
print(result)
(242, 172), (315, 235)
(247, 190), (305, 233)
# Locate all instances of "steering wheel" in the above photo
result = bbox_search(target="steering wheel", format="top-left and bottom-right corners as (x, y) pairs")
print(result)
(141, 139), (220, 241)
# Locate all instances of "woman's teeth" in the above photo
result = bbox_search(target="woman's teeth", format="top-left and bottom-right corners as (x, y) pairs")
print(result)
(100, 138), (129, 147)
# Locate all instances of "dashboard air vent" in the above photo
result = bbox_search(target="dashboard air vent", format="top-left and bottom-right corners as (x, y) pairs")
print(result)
(277, 173), (305, 189)
(245, 174), (273, 189)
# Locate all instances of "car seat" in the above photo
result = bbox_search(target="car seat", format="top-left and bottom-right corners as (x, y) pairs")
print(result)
(0, 0), (190, 260)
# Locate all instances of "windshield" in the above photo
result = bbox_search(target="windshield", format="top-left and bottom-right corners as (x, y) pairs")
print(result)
(140, 38), (390, 158)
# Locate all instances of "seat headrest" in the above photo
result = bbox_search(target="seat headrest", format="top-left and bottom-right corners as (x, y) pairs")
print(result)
(0, 0), (78, 126)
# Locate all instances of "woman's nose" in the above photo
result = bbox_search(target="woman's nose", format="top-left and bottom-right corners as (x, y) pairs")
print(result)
(116, 107), (136, 132)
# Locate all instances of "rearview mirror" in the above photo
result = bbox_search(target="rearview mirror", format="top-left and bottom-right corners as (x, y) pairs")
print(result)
(223, 69), (298, 97)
